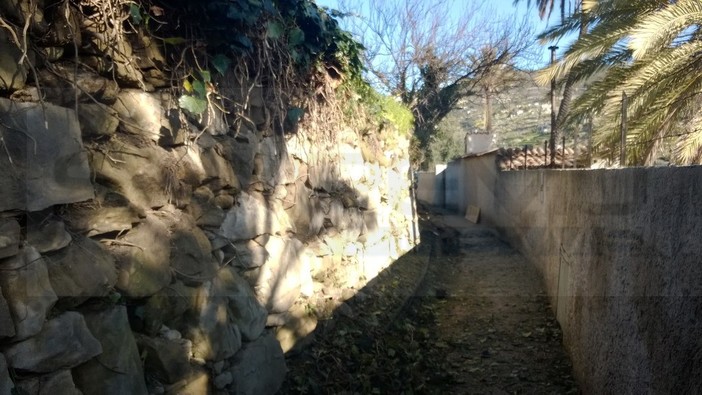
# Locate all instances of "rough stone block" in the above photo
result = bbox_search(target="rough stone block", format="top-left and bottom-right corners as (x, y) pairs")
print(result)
(27, 218), (72, 253)
(257, 137), (297, 187)
(255, 236), (309, 313)
(165, 368), (209, 395)
(216, 267), (267, 341)
(200, 146), (241, 191)
(0, 29), (27, 91)
(0, 0), (48, 34)
(74, 306), (147, 395)
(112, 90), (165, 141)
(142, 281), (197, 336)
(0, 98), (94, 211)
(214, 193), (235, 210)
(0, 247), (58, 340)
(275, 303), (317, 354)
(219, 192), (293, 242)
(338, 142), (365, 184)
(0, 354), (13, 394)
(227, 240), (268, 271)
(217, 128), (257, 188)
(4, 312), (102, 372)
(89, 136), (175, 210)
(227, 331), (286, 395)
(286, 181), (324, 239)
(159, 109), (188, 147)
(339, 208), (365, 242)
(0, 286), (14, 338)
(308, 158), (340, 193)
(137, 334), (191, 384)
(44, 235), (117, 308)
(111, 214), (172, 298)
(38, 64), (119, 106)
(187, 191), (225, 228)
(15, 369), (82, 395)
(162, 211), (218, 284)
(63, 205), (141, 237)
(187, 281), (242, 361)
(0, 219), (20, 259)
(78, 102), (119, 137)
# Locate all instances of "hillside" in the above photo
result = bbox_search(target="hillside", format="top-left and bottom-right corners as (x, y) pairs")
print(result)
(431, 71), (588, 164)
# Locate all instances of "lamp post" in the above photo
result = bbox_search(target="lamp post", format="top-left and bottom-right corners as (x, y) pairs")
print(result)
(548, 45), (558, 167)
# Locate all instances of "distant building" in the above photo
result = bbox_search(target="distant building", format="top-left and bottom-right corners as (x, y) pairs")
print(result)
(464, 130), (496, 155)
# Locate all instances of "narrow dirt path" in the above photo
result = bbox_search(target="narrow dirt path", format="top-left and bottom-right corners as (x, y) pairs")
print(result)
(411, 210), (578, 394)
(281, 207), (578, 394)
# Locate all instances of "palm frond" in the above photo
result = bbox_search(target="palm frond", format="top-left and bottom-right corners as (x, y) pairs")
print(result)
(629, 0), (702, 59)
(537, 12), (585, 44)
(622, 41), (702, 96)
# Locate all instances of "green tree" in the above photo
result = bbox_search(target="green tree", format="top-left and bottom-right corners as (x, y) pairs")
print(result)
(473, 45), (523, 135)
(336, 0), (531, 168)
(540, 0), (702, 165)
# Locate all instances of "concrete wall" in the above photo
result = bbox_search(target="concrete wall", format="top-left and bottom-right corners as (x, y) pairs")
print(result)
(444, 153), (499, 218)
(416, 171), (445, 207)
(444, 161), (463, 212)
(477, 167), (702, 394)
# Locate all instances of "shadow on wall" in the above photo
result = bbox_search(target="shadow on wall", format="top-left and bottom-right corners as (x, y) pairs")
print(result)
(0, 81), (418, 393)
(416, 167), (446, 208)
(218, 126), (419, 351)
(278, 210), (457, 393)
(457, 166), (702, 394)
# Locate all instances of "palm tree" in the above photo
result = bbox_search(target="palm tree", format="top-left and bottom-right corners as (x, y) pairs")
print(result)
(516, 0), (585, 165)
(539, 0), (702, 165)
(520, 0), (569, 22)
(473, 45), (521, 134)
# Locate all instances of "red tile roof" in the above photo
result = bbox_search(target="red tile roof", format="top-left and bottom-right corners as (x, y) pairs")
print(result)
(496, 145), (589, 170)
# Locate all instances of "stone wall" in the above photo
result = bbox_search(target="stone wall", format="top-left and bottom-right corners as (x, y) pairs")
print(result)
(445, 159), (702, 394)
(0, 18), (416, 395)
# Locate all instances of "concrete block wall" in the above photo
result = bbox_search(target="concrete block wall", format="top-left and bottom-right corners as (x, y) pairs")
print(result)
(449, 160), (702, 394)
(435, 153), (499, 217)
(416, 170), (445, 207)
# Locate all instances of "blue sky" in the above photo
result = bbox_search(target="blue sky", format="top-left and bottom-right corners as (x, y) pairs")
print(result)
(315, 0), (574, 68)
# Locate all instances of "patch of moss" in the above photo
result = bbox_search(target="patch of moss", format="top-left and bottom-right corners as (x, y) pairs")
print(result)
(339, 76), (414, 138)
(378, 96), (413, 137)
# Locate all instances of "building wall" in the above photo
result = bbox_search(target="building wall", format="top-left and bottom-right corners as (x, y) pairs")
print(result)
(483, 167), (702, 394)
(416, 171), (445, 207)
(443, 153), (499, 219)
(444, 161), (463, 212)
(428, 156), (701, 394)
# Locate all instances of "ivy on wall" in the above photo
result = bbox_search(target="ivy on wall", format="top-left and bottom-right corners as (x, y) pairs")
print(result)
(125, 0), (364, 116)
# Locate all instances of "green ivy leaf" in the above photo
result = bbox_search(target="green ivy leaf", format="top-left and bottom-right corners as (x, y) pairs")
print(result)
(287, 107), (305, 124)
(192, 80), (207, 97)
(262, 0), (275, 12)
(290, 48), (301, 64)
(198, 70), (211, 83)
(129, 4), (143, 25)
(162, 37), (187, 45)
(183, 79), (193, 93)
(179, 95), (208, 114)
(288, 28), (305, 46)
(226, 7), (243, 20)
(212, 54), (231, 75)
(266, 21), (284, 40)
(235, 35), (253, 50)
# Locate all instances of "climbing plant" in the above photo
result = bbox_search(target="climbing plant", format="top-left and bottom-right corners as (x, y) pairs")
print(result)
(0, 0), (409, 145)
(119, 0), (363, 122)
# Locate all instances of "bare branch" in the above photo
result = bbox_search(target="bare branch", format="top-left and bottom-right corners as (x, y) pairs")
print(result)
(334, 0), (533, 167)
